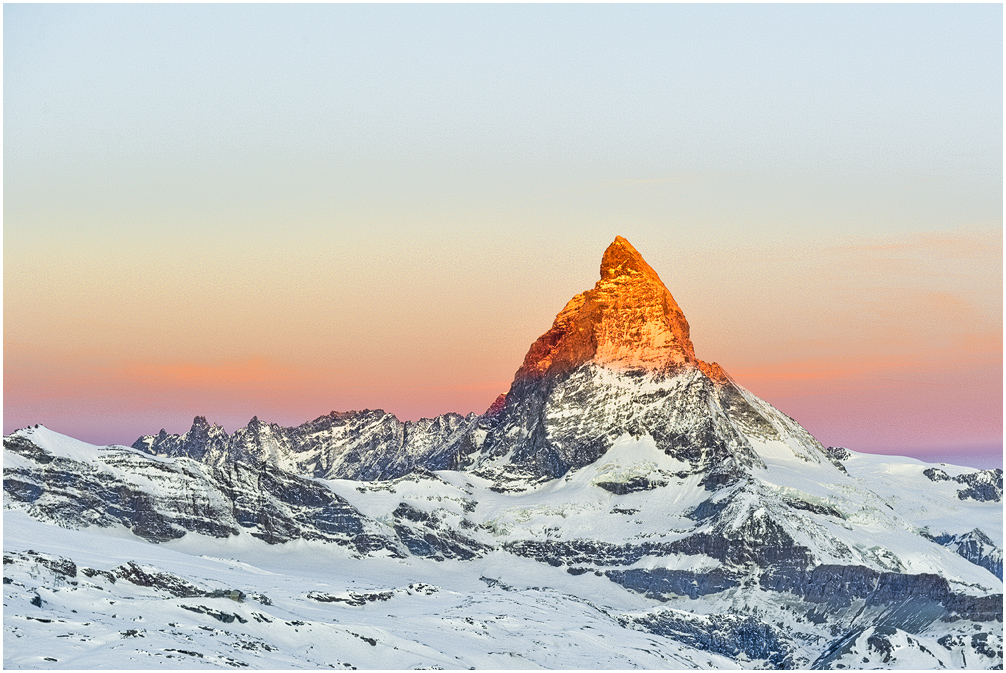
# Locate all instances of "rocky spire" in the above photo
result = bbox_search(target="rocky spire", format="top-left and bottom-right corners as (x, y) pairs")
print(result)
(188, 416), (211, 435)
(516, 236), (701, 379)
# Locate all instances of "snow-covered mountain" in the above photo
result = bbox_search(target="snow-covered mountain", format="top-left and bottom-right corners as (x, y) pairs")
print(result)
(133, 410), (483, 481)
(5, 236), (1002, 669)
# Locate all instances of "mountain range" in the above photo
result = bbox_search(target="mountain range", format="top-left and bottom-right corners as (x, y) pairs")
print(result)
(4, 236), (1002, 669)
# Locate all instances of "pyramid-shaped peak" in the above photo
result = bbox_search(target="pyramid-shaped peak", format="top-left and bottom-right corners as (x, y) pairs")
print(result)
(515, 236), (699, 380)
(600, 236), (661, 280)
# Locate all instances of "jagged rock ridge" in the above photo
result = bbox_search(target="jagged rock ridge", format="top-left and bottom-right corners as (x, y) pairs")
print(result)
(134, 409), (486, 481)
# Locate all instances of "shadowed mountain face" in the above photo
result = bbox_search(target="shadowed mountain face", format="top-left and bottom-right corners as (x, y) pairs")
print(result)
(4, 236), (1002, 670)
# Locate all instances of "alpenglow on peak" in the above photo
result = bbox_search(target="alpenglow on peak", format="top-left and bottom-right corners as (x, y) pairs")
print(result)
(517, 235), (727, 381)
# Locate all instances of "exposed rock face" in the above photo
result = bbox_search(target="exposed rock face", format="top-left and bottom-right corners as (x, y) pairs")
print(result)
(925, 528), (1004, 580)
(470, 237), (830, 483)
(826, 446), (852, 461)
(4, 429), (402, 554)
(472, 365), (770, 483)
(484, 394), (507, 419)
(620, 610), (795, 669)
(606, 567), (740, 600)
(135, 410), (483, 482)
(3, 549), (77, 580)
(517, 236), (698, 379)
(924, 467), (1003, 502)
(390, 502), (491, 561)
(954, 469), (1004, 502)
(508, 236), (732, 389)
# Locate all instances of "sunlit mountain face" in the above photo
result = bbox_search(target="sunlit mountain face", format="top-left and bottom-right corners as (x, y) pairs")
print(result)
(5, 237), (1002, 670)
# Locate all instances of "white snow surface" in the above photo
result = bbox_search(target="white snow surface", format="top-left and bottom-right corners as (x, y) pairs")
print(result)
(4, 424), (1003, 669)
(4, 511), (740, 670)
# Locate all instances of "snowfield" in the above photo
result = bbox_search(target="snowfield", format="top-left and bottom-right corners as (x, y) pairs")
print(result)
(4, 510), (743, 670)
(4, 427), (1002, 670)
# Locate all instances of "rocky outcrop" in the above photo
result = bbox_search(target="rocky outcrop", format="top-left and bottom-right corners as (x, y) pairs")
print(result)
(924, 528), (1003, 580)
(113, 561), (247, 602)
(606, 567), (739, 600)
(135, 410), (484, 482)
(504, 539), (674, 568)
(924, 467), (1003, 502)
(620, 609), (794, 668)
(390, 502), (490, 561)
(954, 469), (1003, 502)
(826, 446), (851, 462)
(3, 550), (77, 579)
(759, 563), (1003, 621)
(4, 430), (401, 554)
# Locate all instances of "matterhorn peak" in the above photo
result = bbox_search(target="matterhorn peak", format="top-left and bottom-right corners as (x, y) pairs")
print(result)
(475, 235), (826, 483)
(599, 235), (661, 280)
(517, 236), (699, 379)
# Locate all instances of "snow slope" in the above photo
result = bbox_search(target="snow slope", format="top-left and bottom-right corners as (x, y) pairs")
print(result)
(4, 427), (1002, 669)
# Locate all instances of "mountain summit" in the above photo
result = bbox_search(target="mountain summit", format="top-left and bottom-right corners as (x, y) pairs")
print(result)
(518, 236), (697, 379)
(518, 236), (732, 392)
(472, 236), (807, 482)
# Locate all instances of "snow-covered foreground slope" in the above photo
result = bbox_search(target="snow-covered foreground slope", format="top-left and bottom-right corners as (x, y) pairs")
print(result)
(4, 427), (1003, 669)
(4, 510), (743, 670)
(4, 507), (1001, 671)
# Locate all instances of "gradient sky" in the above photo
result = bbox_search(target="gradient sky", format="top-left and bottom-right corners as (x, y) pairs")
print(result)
(4, 4), (1002, 468)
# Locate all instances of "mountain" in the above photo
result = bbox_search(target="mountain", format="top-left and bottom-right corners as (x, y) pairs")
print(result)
(4, 236), (1002, 669)
(133, 410), (483, 481)
(467, 235), (833, 487)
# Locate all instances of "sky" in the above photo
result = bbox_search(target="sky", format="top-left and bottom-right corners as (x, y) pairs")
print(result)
(4, 4), (1003, 468)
